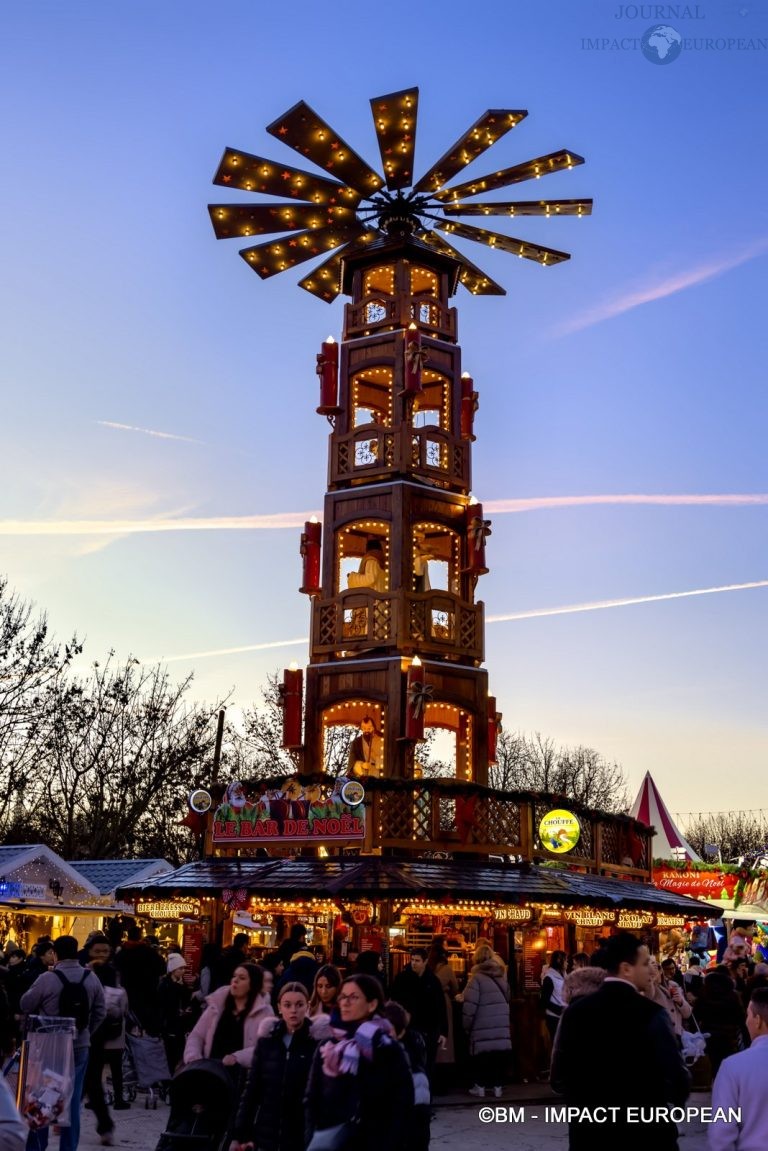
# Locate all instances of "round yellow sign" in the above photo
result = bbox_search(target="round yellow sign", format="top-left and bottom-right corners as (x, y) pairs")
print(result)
(539, 809), (581, 854)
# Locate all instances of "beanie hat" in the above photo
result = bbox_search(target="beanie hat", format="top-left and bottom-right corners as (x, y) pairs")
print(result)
(167, 954), (187, 974)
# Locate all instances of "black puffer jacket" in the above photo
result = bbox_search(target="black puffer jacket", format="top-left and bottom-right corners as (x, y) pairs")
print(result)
(233, 1016), (316, 1151)
(304, 1015), (414, 1151)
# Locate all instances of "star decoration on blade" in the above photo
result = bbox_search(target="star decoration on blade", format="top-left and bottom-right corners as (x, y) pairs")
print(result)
(208, 87), (592, 302)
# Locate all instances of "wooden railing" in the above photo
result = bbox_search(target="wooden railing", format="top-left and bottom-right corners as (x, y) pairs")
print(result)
(330, 424), (468, 490)
(311, 589), (483, 661)
(344, 294), (457, 342)
(358, 778), (652, 880)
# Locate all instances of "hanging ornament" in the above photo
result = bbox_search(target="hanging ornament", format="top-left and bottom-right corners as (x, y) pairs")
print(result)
(222, 888), (249, 912)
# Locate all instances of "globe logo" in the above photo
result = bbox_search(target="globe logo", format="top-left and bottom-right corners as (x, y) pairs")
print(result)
(641, 24), (683, 64)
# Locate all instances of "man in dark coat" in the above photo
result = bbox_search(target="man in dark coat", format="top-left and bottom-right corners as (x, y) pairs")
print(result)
(211, 932), (250, 991)
(390, 948), (448, 1082)
(114, 925), (165, 1033)
(551, 932), (690, 1151)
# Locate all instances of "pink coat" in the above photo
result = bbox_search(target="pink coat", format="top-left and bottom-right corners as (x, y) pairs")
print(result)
(183, 986), (274, 1068)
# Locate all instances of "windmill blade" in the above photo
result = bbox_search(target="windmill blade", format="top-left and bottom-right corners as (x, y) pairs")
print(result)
(416, 230), (506, 296)
(212, 147), (360, 207)
(209, 203), (359, 239)
(368, 87), (419, 191)
(267, 101), (384, 198)
(240, 222), (365, 280)
(412, 110), (527, 194)
(436, 220), (570, 266)
(443, 198), (593, 219)
(434, 150), (585, 202)
(299, 229), (382, 302)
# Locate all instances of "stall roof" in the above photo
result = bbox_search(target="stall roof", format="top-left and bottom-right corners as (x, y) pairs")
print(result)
(0, 844), (101, 898)
(67, 858), (173, 897)
(116, 857), (716, 916)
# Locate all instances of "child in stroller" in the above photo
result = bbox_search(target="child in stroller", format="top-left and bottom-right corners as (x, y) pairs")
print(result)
(155, 1059), (238, 1151)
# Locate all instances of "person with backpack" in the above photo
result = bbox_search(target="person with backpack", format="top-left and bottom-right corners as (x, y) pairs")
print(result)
(20, 935), (106, 1151)
(83, 936), (130, 1146)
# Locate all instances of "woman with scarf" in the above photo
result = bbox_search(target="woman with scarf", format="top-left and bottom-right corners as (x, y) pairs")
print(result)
(229, 982), (317, 1151)
(304, 974), (414, 1151)
(183, 962), (273, 1071)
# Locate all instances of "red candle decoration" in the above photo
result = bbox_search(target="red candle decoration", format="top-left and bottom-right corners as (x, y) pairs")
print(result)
(280, 665), (303, 749)
(403, 323), (426, 394)
(460, 372), (479, 441)
(316, 336), (340, 415)
(299, 517), (322, 594)
(405, 656), (432, 742)
(465, 501), (491, 575)
(487, 696), (502, 764)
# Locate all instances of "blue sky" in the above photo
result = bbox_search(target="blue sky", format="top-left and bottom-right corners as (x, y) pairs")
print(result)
(1, 1), (766, 821)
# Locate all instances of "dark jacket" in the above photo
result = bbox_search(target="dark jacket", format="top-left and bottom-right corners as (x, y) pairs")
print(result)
(233, 1016), (317, 1151)
(279, 951), (320, 998)
(462, 957), (511, 1055)
(390, 966), (448, 1042)
(551, 979), (690, 1151)
(19, 960), (106, 1049)
(114, 941), (164, 1033)
(304, 1016), (414, 1151)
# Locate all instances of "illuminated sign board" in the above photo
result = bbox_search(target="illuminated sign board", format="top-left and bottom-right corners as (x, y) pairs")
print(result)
(493, 907), (533, 923)
(538, 809), (581, 854)
(135, 900), (200, 920)
(564, 908), (617, 927)
(212, 778), (365, 844)
(616, 910), (654, 929)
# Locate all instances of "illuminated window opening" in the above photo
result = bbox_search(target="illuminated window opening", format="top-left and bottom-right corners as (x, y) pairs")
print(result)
(322, 701), (386, 778)
(412, 523), (458, 594)
(336, 520), (390, 596)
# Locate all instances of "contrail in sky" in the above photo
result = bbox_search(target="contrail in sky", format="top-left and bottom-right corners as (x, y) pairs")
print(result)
(2, 493), (766, 535)
(486, 580), (768, 623)
(555, 237), (768, 336)
(146, 580), (768, 664)
(96, 420), (205, 445)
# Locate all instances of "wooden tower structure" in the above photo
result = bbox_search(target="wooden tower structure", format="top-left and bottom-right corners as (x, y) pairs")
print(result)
(209, 87), (592, 814)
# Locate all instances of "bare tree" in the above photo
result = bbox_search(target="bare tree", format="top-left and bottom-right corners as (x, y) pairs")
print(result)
(0, 577), (80, 828)
(22, 655), (222, 862)
(489, 729), (628, 813)
(684, 811), (768, 865)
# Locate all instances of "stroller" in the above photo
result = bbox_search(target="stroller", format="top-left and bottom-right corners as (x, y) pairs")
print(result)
(154, 1059), (239, 1151)
(124, 1015), (171, 1109)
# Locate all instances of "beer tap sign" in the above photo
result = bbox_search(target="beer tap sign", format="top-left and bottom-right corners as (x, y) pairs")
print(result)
(280, 664), (304, 749)
(300, 517), (322, 594)
(405, 655), (432, 742)
(316, 336), (340, 415)
(465, 500), (491, 575)
(460, 372), (479, 441)
(403, 323), (427, 395)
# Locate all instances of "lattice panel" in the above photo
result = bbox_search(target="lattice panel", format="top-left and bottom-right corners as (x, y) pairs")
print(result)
(380, 790), (422, 840)
(409, 600), (427, 642)
(459, 607), (477, 651)
(318, 604), (336, 647)
(472, 797), (522, 847)
(337, 442), (350, 475)
(412, 793), (432, 840)
(600, 820), (619, 864)
(576, 819), (593, 858)
(439, 796), (457, 833)
(372, 598), (392, 641)
(452, 444), (465, 476)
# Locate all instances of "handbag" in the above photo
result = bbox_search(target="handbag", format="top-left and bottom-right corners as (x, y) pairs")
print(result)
(306, 1119), (359, 1151)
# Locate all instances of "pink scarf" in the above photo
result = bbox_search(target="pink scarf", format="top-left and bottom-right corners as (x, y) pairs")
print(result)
(320, 1018), (393, 1078)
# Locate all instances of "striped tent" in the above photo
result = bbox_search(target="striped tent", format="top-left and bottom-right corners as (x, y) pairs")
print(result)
(629, 771), (701, 862)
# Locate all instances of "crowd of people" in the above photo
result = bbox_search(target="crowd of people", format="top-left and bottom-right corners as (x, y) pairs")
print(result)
(0, 922), (766, 1151)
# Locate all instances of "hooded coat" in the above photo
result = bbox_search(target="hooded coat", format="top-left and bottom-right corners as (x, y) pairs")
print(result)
(183, 985), (274, 1068)
(232, 1015), (317, 1151)
(462, 956), (511, 1055)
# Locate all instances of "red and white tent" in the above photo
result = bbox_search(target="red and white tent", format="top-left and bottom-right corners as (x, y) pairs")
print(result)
(629, 771), (701, 863)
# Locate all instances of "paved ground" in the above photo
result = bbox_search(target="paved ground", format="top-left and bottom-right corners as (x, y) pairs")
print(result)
(70, 1086), (714, 1150)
